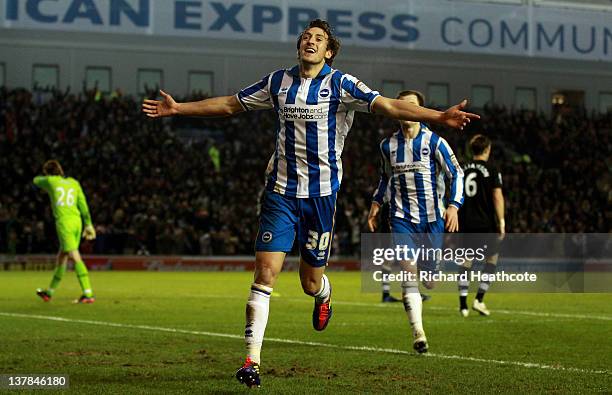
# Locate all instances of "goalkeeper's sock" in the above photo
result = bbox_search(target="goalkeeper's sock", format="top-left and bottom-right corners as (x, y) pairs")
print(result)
(74, 261), (93, 297)
(314, 274), (330, 304)
(402, 283), (424, 336)
(245, 283), (272, 365)
(48, 263), (67, 296)
(477, 263), (496, 302)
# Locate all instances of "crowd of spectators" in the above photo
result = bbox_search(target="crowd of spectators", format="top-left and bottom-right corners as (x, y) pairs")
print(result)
(0, 86), (609, 256)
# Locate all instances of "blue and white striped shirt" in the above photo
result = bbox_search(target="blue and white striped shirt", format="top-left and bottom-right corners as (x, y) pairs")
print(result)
(372, 125), (464, 223)
(237, 64), (379, 198)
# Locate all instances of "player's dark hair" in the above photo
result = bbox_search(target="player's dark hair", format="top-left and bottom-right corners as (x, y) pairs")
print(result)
(296, 19), (341, 66)
(397, 90), (425, 106)
(470, 135), (492, 156)
(43, 160), (64, 177)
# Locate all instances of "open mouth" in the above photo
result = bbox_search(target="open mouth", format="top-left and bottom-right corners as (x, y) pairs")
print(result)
(305, 48), (316, 54)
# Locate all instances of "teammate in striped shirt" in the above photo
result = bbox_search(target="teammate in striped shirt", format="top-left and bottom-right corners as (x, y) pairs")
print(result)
(143, 19), (478, 387)
(367, 90), (464, 353)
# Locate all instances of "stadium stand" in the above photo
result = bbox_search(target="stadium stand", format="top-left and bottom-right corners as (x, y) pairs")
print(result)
(0, 86), (609, 255)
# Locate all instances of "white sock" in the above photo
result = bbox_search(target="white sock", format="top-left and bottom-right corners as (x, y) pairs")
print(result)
(245, 283), (272, 364)
(314, 274), (330, 303)
(458, 266), (470, 297)
(458, 280), (470, 297)
(402, 284), (424, 337)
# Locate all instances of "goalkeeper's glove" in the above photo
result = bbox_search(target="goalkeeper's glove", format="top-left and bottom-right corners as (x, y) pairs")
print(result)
(83, 225), (96, 240)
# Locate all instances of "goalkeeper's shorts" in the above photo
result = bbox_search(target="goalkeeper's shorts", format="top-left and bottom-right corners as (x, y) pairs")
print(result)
(56, 218), (82, 252)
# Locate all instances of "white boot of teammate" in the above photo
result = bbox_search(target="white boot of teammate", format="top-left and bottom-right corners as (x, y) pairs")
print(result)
(472, 299), (491, 316)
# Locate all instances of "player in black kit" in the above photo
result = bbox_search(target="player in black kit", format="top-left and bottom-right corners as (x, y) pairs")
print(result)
(457, 135), (505, 317)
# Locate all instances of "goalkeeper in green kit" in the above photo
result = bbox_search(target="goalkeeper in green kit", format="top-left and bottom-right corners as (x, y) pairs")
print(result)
(33, 160), (96, 304)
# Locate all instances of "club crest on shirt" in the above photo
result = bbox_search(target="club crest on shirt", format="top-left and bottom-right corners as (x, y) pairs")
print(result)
(421, 147), (430, 156)
(262, 231), (273, 243)
(319, 88), (330, 98)
(279, 87), (289, 95)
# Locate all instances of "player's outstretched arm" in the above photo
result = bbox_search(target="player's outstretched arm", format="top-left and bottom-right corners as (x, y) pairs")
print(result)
(372, 97), (480, 130)
(142, 90), (245, 118)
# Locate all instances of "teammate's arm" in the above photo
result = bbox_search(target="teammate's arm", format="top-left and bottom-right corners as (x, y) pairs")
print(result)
(76, 183), (96, 240)
(367, 203), (381, 233)
(368, 143), (391, 232)
(492, 187), (505, 237)
(372, 97), (480, 130)
(338, 75), (478, 130)
(142, 90), (244, 118)
(435, 139), (464, 232)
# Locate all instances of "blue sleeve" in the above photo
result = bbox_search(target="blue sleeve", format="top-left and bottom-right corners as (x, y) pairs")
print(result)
(435, 138), (464, 208)
(340, 73), (380, 113)
(236, 73), (272, 111)
(372, 140), (391, 205)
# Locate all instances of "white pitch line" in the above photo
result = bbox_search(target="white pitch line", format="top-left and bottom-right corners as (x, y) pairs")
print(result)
(330, 300), (612, 321)
(205, 295), (612, 322)
(292, 299), (612, 321)
(0, 312), (608, 376)
(423, 305), (612, 321)
(474, 308), (612, 322)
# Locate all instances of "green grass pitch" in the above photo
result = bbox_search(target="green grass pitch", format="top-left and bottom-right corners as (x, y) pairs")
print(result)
(0, 271), (610, 394)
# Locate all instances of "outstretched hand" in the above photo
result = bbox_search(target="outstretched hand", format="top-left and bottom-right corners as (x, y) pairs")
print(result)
(142, 90), (178, 118)
(441, 100), (480, 130)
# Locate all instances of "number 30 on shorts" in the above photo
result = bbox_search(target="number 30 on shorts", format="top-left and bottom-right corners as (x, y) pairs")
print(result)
(305, 231), (331, 251)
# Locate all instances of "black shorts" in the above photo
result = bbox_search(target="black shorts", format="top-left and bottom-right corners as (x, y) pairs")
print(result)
(460, 227), (501, 257)
(461, 225), (497, 234)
